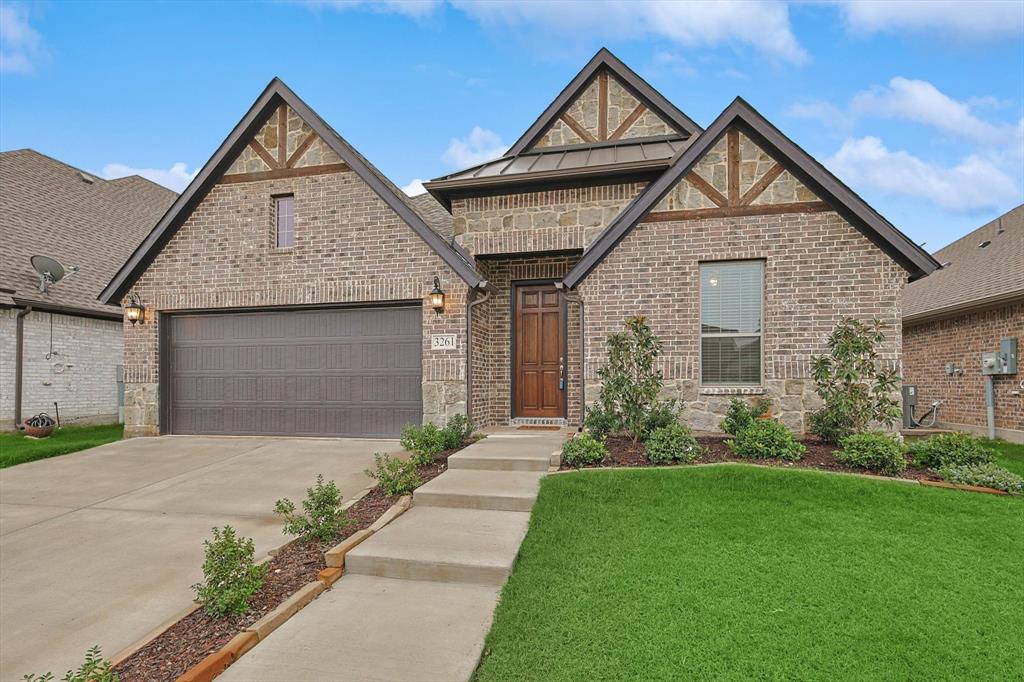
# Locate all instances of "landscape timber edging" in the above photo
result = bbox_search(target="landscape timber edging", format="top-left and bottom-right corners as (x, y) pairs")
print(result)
(172, 493), (414, 682)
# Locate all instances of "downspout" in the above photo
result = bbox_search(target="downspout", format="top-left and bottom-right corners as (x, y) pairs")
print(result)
(558, 283), (586, 431)
(14, 306), (32, 429)
(465, 282), (491, 425)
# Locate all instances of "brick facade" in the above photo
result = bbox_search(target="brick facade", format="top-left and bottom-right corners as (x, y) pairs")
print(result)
(903, 302), (1024, 441)
(1, 309), (123, 429)
(122, 162), (469, 437)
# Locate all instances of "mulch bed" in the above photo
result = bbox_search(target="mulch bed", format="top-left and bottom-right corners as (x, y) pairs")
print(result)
(563, 435), (940, 482)
(114, 443), (466, 681)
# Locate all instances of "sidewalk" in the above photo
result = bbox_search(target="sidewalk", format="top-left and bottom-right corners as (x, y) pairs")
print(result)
(220, 429), (566, 682)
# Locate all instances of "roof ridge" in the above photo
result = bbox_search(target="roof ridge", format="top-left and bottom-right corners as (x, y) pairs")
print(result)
(1, 148), (104, 182)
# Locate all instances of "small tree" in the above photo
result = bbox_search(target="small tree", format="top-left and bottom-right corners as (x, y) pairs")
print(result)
(808, 318), (900, 443)
(592, 315), (672, 443)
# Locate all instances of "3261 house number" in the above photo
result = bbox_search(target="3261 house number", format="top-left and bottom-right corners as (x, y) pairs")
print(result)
(431, 334), (457, 350)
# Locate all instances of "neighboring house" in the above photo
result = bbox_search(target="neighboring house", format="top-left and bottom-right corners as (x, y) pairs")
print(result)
(101, 49), (938, 439)
(0, 149), (176, 429)
(903, 205), (1023, 443)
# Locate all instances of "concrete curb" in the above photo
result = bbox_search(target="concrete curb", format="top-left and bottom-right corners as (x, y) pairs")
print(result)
(171, 490), (414, 682)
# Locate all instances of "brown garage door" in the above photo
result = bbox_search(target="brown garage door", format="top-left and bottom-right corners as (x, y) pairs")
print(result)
(166, 305), (422, 437)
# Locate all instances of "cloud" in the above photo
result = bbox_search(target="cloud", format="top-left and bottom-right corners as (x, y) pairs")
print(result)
(851, 77), (1018, 146)
(0, 3), (45, 74)
(838, 0), (1023, 39)
(402, 178), (427, 196)
(450, 0), (807, 64)
(299, 0), (441, 18)
(101, 162), (199, 193)
(788, 99), (854, 130)
(651, 51), (697, 78)
(441, 126), (507, 168)
(825, 137), (1020, 213)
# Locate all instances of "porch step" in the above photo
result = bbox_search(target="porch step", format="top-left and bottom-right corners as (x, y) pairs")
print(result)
(414, 470), (543, 511)
(448, 448), (555, 472)
(345, 506), (531, 586)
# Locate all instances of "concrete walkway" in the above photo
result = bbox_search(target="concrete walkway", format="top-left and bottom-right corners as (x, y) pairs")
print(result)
(0, 436), (396, 680)
(221, 429), (566, 682)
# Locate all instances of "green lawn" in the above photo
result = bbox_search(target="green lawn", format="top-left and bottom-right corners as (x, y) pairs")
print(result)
(476, 465), (1023, 682)
(986, 439), (1024, 476)
(0, 423), (124, 468)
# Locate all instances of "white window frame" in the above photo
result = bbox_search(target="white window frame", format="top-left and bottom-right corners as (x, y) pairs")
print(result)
(698, 259), (765, 387)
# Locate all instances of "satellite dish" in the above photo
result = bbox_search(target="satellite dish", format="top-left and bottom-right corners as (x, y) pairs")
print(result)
(30, 255), (79, 293)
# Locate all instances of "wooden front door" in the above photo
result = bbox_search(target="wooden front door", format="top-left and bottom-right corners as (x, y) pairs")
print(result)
(514, 284), (565, 418)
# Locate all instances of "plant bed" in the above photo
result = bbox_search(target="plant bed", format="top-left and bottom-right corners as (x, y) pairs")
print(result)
(561, 434), (940, 483)
(113, 444), (466, 681)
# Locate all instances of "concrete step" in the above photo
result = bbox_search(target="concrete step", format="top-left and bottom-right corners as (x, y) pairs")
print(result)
(449, 432), (564, 472)
(414, 470), (544, 512)
(345, 506), (531, 586)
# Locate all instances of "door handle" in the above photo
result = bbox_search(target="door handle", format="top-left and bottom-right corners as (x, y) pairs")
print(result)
(559, 356), (565, 390)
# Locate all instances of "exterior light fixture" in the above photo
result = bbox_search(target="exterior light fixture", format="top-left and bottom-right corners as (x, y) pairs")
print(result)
(429, 276), (446, 314)
(124, 293), (146, 325)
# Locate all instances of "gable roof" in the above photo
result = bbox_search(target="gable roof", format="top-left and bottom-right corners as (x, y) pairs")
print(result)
(100, 79), (483, 305)
(0, 149), (176, 319)
(506, 47), (703, 157)
(904, 204), (1023, 322)
(563, 97), (941, 288)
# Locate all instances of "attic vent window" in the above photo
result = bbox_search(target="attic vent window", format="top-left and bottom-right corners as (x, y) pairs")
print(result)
(978, 240), (991, 248)
(78, 172), (95, 184)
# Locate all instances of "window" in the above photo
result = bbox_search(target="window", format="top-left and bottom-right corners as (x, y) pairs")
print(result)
(275, 195), (294, 248)
(700, 260), (763, 385)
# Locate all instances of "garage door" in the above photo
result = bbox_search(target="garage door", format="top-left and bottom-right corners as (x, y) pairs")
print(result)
(166, 306), (422, 437)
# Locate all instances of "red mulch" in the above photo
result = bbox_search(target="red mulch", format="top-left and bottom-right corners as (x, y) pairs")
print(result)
(114, 443), (467, 681)
(563, 434), (940, 482)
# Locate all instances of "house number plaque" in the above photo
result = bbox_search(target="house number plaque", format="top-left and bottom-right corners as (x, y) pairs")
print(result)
(431, 334), (458, 350)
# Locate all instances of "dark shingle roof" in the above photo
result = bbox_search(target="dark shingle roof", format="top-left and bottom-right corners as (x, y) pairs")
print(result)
(904, 204), (1024, 321)
(0, 149), (177, 317)
(409, 192), (454, 239)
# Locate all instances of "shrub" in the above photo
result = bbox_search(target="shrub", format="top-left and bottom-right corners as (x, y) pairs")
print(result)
(808, 318), (900, 443)
(645, 423), (702, 464)
(274, 474), (350, 543)
(440, 414), (474, 450)
(365, 452), (421, 495)
(23, 646), (118, 682)
(835, 431), (907, 475)
(908, 432), (995, 470)
(727, 420), (805, 461)
(401, 423), (446, 466)
(583, 403), (618, 440)
(719, 397), (773, 436)
(562, 433), (607, 467)
(935, 462), (1024, 494)
(592, 315), (675, 443)
(642, 400), (681, 440)
(192, 526), (266, 618)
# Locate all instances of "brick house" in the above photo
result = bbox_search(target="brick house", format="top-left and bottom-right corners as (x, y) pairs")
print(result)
(1, 149), (176, 429)
(903, 205), (1023, 443)
(102, 49), (938, 438)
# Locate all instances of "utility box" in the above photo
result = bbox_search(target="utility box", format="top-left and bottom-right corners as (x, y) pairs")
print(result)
(982, 337), (1018, 375)
(902, 385), (917, 428)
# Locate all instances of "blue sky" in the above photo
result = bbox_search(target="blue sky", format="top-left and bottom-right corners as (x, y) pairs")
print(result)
(1, 0), (1022, 250)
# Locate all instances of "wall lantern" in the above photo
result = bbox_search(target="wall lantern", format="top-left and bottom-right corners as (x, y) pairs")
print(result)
(124, 293), (146, 325)
(429, 276), (446, 314)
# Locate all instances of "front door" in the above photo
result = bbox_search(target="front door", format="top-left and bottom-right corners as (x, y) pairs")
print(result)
(514, 284), (565, 418)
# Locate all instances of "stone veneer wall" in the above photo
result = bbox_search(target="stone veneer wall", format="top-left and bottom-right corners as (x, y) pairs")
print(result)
(471, 254), (582, 428)
(576, 211), (906, 434)
(122, 167), (470, 437)
(903, 302), (1024, 441)
(451, 183), (646, 257)
(0, 309), (123, 429)
(533, 70), (675, 148)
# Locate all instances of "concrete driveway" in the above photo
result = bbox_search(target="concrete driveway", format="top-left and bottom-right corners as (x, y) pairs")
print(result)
(0, 435), (401, 680)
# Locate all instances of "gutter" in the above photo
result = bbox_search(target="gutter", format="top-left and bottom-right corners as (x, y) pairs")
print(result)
(465, 282), (492, 425)
(14, 306), (32, 429)
(557, 283), (586, 430)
